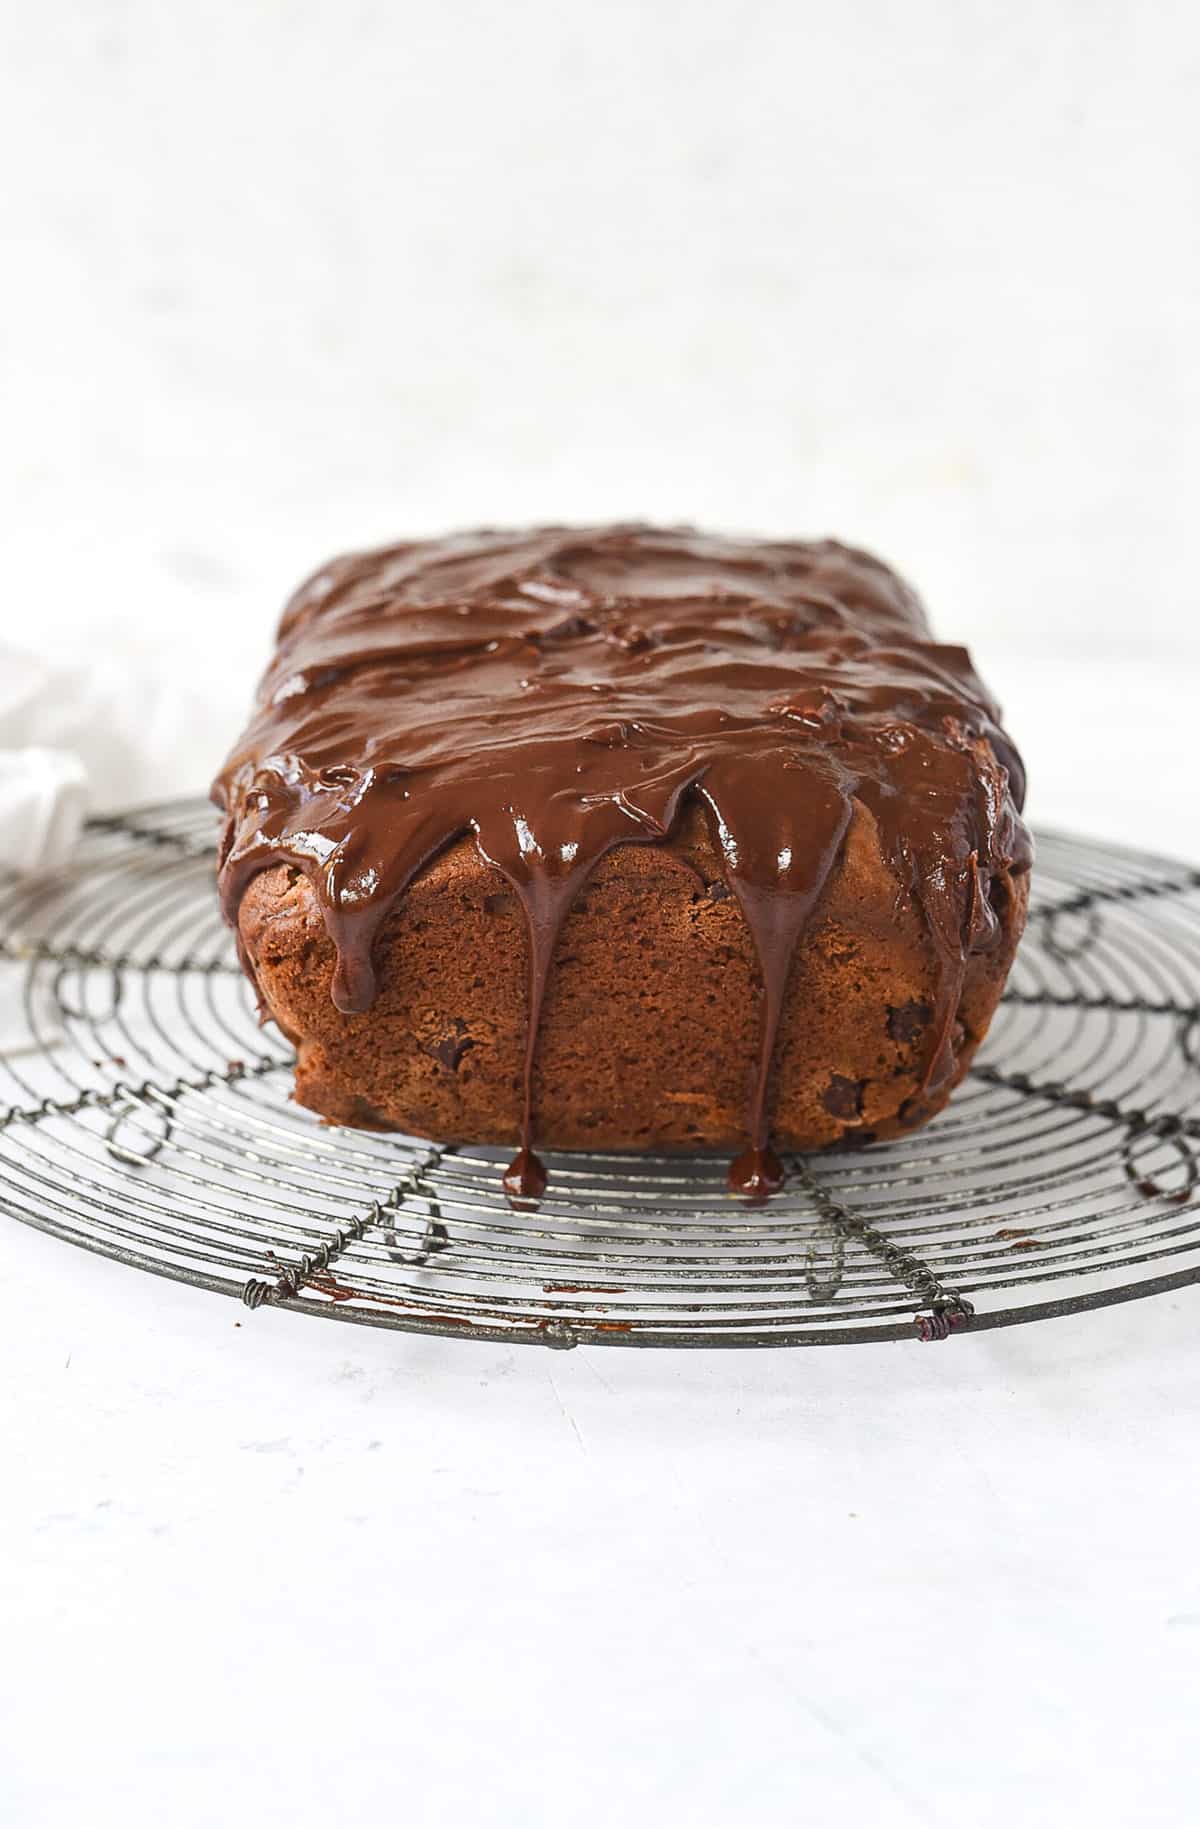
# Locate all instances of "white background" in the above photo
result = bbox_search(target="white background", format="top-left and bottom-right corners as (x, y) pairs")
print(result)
(2, 3), (1199, 1825)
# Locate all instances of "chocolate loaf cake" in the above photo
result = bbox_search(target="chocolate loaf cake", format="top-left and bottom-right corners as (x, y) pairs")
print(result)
(214, 526), (1031, 1198)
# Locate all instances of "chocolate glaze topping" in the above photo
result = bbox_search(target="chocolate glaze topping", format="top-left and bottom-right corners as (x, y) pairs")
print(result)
(213, 525), (1031, 1198)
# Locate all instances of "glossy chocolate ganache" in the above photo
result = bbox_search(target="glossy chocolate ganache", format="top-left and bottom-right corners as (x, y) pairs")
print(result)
(214, 525), (1031, 1198)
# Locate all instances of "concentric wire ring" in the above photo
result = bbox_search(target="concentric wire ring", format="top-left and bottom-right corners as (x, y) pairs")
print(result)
(1, 800), (1198, 1347)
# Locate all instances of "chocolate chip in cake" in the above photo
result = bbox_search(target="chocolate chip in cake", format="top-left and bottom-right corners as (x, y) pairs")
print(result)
(822, 1074), (865, 1120)
(887, 999), (932, 1044)
(423, 1020), (475, 1073)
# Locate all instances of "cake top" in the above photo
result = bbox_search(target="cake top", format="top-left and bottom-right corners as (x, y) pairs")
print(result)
(214, 524), (1030, 1196)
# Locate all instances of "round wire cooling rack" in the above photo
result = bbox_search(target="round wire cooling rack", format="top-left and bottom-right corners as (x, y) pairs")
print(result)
(1, 799), (1198, 1348)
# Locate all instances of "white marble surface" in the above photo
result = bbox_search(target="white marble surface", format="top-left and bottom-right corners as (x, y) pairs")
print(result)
(2, 3), (1200, 1823)
(3, 1170), (1200, 1829)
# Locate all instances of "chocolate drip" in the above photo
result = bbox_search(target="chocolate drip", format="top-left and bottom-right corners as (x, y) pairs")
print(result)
(479, 765), (700, 1198)
(694, 768), (854, 1198)
(213, 525), (1030, 1197)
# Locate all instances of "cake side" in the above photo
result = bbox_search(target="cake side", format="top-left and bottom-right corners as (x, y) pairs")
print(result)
(238, 788), (1028, 1155)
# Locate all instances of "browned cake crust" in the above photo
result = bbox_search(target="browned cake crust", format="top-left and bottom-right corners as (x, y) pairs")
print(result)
(215, 525), (1031, 1192)
(237, 787), (1027, 1155)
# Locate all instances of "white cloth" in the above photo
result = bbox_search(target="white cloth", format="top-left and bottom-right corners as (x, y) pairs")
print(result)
(0, 745), (88, 874)
(0, 643), (242, 876)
